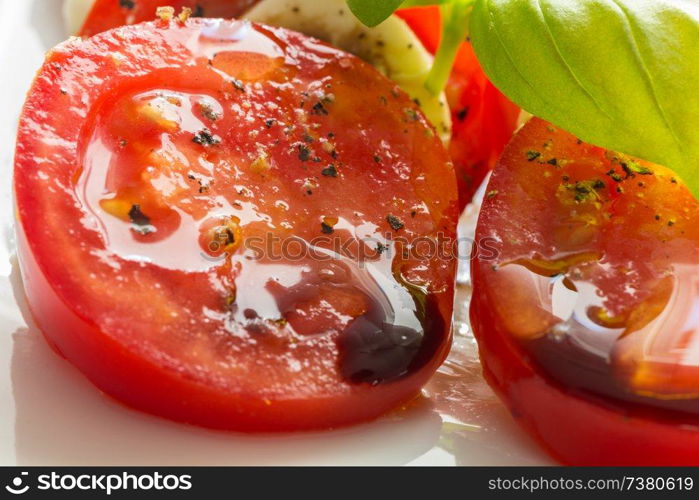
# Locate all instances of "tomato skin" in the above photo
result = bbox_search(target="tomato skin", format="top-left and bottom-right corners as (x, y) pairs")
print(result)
(471, 118), (699, 465)
(396, 6), (520, 210)
(79, 0), (259, 36)
(15, 19), (457, 431)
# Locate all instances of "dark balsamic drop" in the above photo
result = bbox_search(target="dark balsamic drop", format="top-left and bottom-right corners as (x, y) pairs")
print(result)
(529, 331), (699, 419)
(339, 318), (422, 385)
(339, 293), (445, 386)
(264, 261), (446, 386)
(243, 308), (259, 320)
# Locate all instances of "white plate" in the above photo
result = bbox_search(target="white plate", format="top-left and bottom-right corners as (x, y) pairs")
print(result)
(0, 0), (550, 466)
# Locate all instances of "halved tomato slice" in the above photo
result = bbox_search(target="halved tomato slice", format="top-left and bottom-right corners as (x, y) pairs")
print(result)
(471, 117), (699, 465)
(79, 0), (259, 36)
(396, 6), (520, 210)
(15, 18), (457, 431)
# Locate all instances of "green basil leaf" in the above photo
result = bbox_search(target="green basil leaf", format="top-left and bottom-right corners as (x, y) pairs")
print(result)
(346, 0), (407, 27)
(471, 0), (699, 196)
(402, 0), (453, 5)
(347, 0), (453, 27)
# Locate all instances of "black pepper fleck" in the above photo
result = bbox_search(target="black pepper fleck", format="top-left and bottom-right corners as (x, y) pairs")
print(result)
(311, 101), (328, 115)
(526, 150), (541, 162)
(403, 108), (419, 121)
(386, 215), (404, 231)
(298, 144), (311, 161)
(606, 169), (623, 182)
(199, 102), (221, 121)
(321, 164), (338, 177)
(456, 108), (469, 122)
(192, 129), (221, 146)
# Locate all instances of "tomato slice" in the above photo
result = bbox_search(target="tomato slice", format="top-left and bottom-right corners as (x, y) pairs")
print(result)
(396, 6), (520, 210)
(471, 117), (699, 465)
(79, 0), (259, 36)
(15, 18), (457, 431)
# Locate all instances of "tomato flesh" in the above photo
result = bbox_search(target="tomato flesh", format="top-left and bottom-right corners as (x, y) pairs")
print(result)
(471, 118), (699, 464)
(15, 19), (457, 431)
(79, 0), (259, 36)
(396, 6), (520, 210)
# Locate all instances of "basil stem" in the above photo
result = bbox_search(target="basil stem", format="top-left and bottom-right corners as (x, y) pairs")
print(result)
(425, 0), (474, 96)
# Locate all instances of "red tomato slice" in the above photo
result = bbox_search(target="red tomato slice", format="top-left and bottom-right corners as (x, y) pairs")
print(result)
(471, 117), (699, 465)
(15, 18), (458, 431)
(396, 6), (520, 210)
(79, 0), (259, 36)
